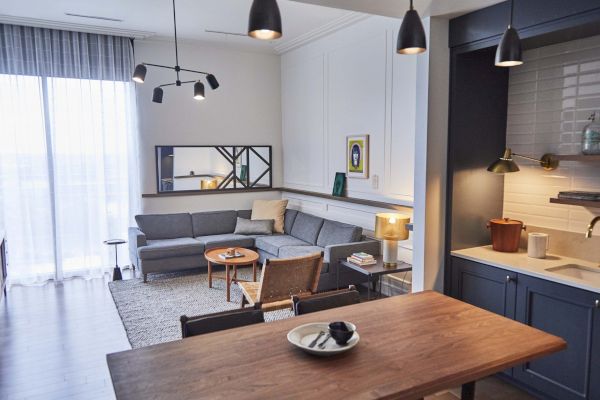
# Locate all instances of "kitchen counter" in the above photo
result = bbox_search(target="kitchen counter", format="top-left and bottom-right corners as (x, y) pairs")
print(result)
(452, 246), (600, 294)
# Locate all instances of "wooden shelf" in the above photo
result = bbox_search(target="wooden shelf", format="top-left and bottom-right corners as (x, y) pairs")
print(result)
(552, 154), (600, 161)
(550, 198), (600, 208)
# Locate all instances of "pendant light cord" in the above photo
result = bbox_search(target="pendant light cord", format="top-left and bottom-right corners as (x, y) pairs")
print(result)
(410, 0), (414, 10)
(172, 0), (180, 80)
(509, 0), (514, 27)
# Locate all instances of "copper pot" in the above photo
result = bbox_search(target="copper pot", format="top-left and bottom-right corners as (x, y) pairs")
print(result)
(487, 218), (526, 252)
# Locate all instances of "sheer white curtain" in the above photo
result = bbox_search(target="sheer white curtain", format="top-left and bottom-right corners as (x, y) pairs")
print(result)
(0, 25), (140, 285)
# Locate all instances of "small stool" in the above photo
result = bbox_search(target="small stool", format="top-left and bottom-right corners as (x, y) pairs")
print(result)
(104, 239), (127, 281)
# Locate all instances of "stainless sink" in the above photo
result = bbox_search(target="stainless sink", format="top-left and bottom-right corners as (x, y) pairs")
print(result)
(546, 264), (600, 284)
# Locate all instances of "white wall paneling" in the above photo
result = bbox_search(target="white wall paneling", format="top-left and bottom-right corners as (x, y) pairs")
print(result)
(504, 34), (600, 232)
(135, 39), (282, 213)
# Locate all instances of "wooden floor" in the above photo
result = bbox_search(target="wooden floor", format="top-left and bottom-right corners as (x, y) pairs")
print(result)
(0, 272), (534, 400)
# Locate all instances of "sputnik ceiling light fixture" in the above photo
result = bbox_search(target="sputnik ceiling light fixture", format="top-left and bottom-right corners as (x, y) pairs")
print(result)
(132, 0), (220, 103)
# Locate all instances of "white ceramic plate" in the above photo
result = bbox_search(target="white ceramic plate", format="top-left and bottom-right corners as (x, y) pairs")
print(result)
(287, 322), (359, 356)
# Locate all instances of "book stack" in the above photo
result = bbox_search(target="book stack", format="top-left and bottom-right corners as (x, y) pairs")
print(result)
(347, 252), (376, 266)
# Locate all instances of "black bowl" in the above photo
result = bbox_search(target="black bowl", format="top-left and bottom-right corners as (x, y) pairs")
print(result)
(328, 321), (355, 345)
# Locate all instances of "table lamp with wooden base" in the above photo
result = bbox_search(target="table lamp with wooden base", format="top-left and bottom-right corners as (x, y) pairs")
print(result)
(374, 213), (410, 267)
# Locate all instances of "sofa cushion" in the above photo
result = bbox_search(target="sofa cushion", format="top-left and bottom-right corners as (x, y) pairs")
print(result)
(254, 235), (309, 256)
(234, 218), (273, 235)
(195, 234), (255, 250)
(251, 199), (288, 233)
(237, 209), (252, 220)
(135, 213), (193, 240)
(284, 209), (299, 234)
(290, 212), (324, 245)
(138, 238), (204, 260)
(316, 220), (362, 247)
(192, 210), (237, 237)
(278, 246), (326, 262)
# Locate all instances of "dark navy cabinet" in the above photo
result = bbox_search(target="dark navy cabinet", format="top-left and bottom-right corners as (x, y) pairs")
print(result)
(451, 256), (517, 319)
(450, 256), (600, 400)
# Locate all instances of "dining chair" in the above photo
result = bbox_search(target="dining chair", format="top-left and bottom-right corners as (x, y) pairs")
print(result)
(180, 306), (264, 338)
(239, 252), (323, 312)
(292, 285), (360, 316)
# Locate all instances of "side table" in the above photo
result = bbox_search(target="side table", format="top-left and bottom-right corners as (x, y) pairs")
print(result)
(338, 256), (412, 300)
(104, 239), (127, 281)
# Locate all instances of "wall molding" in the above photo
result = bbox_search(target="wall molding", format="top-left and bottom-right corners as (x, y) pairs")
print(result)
(0, 14), (155, 39)
(274, 12), (370, 55)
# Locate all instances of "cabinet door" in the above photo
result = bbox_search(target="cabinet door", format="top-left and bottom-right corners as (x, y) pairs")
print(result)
(515, 274), (599, 400)
(451, 256), (517, 319)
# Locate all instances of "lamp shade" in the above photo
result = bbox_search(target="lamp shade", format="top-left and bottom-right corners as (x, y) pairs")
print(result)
(495, 26), (523, 67)
(133, 64), (147, 83)
(374, 213), (410, 241)
(206, 74), (220, 90)
(193, 81), (205, 100)
(396, 1), (426, 55)
(487, 148), (520, 173)
(152, 87), (163, 103)
(248, 0), (282, 40)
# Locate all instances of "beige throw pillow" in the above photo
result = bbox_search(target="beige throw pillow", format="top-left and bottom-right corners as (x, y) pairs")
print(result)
(251, 199), (288, 234)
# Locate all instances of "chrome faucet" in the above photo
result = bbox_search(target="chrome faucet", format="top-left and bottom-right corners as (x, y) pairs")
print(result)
(586, 216), (600, 238)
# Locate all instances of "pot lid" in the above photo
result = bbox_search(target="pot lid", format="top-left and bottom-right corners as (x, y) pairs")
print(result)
(489, 217), (523, 225)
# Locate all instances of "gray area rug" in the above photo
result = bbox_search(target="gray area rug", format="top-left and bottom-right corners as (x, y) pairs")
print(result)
(108, 268), (293, 348)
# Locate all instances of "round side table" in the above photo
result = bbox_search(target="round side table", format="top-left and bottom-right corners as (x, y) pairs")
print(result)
(104, 239), (127, 281)
(204, 248), (259, 302)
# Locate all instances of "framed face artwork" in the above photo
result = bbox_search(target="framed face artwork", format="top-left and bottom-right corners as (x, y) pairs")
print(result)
(346, 135), (369, 179)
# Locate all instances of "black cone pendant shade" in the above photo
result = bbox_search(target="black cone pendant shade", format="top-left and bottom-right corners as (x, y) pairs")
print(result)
(193, 81), (205, 100)
(495, 0), (523, 67)
(248, 0), (282, 40)
(152, 87), (164, 103)
(397, 0), (426, 55)
(133, 64), (147, 83)
(206, 74), (220, 90)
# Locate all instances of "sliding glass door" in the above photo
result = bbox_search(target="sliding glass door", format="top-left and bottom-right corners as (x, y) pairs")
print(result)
(0, 74), (139, 285)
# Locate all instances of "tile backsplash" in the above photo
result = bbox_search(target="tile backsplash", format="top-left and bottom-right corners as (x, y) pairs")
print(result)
(504, 34), (600, 234)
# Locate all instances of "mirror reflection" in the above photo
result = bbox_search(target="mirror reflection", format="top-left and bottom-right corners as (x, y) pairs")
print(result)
(156, 146), (272, 193)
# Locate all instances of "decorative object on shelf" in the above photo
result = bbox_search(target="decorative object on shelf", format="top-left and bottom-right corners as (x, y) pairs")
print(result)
(495, 0), (523, 67)
(487, 218), (525, 253)
(374, 213), (410, 267)
(582, 111), (600, 155)
(239, 165), (248, 182)
(248, 0), (282, 40)
(487, 148), (559, 173)
(332, 172), (346, 197)
(132, 0), (220, 103)
(346, 135), (369, 179)
(200, 179), (218, 190)
(347, 252), (376, 266)
(396, 0), (426, 55)
(528, 232), (549, 259)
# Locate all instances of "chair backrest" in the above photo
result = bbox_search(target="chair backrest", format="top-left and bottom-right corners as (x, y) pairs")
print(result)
(257, 252), (323, 305)
(180, 307), (264, 338)
(292, 285), (360, 316)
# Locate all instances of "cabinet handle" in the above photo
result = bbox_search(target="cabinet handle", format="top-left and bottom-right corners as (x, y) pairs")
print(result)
(506, 275), (514, 283)
(595, 300), (600, 308)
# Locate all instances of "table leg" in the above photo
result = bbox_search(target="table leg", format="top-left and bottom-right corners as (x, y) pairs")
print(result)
(226, 264), (231, 302)
(253, 261), (257, 282)
(233, 265), (238, 282)
(367, 275), (371, 301)
(336, 261), (340, 290)
(461, 381), (475, 400)
(208, 261), (212, 288)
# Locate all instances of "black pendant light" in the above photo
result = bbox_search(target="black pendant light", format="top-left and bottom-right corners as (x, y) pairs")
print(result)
(495, 0), (523, 67)
(193, 81), (205, 100)
(396, 0), (426, 55)
(248, 0), (282, 40)
(132, 0), (220, 104)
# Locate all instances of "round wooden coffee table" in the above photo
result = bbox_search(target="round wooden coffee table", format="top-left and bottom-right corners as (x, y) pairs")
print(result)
(204, 248), (259, 302)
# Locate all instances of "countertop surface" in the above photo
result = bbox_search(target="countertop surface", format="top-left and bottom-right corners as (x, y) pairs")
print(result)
(452, 246), (600, 294)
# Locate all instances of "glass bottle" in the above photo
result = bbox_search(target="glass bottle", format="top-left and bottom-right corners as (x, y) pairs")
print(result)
(582, 111), (600, 155)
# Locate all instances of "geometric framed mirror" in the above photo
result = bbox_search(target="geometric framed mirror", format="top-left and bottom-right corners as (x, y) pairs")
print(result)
(155, 145), (272, 193)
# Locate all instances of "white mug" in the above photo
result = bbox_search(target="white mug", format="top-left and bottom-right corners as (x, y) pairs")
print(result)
(528, 233), (549, 259)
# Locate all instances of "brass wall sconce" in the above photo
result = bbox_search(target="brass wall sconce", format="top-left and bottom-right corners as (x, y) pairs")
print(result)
(487, 148), (559, 173)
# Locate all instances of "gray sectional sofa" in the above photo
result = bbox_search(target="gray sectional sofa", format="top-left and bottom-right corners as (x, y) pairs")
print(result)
(129, 209), (380, 291)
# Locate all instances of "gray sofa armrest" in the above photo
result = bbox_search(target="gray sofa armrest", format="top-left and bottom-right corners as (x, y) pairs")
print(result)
(128, 227), (147, 267)
(325, 240), (381, 265)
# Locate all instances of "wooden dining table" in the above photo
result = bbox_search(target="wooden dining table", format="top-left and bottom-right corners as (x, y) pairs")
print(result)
(107, 291), (566, 400)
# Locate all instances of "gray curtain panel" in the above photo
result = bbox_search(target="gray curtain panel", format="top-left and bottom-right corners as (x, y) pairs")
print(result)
(0, 23), (134, 81)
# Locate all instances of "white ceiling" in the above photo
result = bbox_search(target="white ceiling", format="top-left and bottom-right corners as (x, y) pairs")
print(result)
(0, 0), (504, 53)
